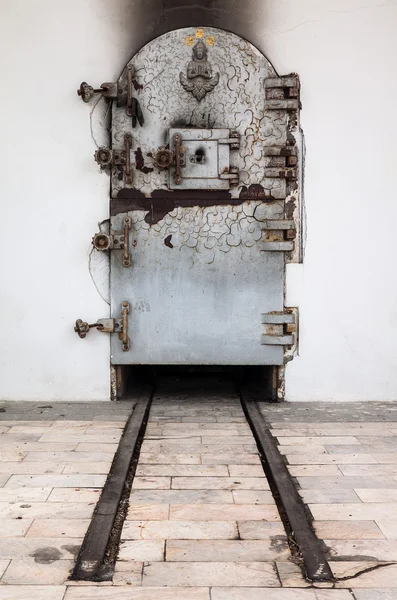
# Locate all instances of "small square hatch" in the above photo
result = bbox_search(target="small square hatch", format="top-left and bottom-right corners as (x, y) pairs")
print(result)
(169, 128), (239, 190)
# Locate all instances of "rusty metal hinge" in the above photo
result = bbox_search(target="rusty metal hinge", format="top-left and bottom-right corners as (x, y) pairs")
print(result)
(94, 134), (133, 186)
(264, 75), (301, 111)
(74, 302), (130, 352)
(92, 217), (131, 268)
(261, 309), (298, 362)
(77, 66), (144, 127)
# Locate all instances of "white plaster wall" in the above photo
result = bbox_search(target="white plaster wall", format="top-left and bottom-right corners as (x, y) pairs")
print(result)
(0, 0), (396, 400)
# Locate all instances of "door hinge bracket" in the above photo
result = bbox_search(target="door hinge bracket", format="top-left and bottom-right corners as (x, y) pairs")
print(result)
(261, 309), (299, 362)
(74, 302), (130, 352)
(94, 134), (133, 186)
(77, 66), (144, 127)
(92, 217), (131, 268)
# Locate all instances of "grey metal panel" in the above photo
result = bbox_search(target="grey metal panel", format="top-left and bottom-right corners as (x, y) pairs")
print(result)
(110, 209), (284, 365)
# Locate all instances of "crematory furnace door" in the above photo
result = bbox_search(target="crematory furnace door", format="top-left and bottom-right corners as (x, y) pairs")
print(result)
(90, 27), (301, 366)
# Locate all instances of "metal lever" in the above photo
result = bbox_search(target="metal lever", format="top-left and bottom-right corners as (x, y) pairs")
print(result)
(94, 134), (133, 186)
(77, 81), (117, 103)
(74, 302), (130, 352)
(74, 319), (113, 339)
(92, 217), (131, 268)
(173, 133), (185, 185)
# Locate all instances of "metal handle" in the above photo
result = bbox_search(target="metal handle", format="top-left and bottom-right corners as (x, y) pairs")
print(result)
(120, 302), (130, 351)
(173, 133), (183, 185)
(124, 134), (132, 185)
(126, 66), (133, 117)
(74, 319), (103, 339)
(123, 217), (131, 267)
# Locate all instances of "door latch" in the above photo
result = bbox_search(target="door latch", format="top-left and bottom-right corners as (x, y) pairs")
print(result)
(77, 66), (144, 127)
(74, 302), (130, 352)
(92, 217), (131, 268)
(94, 134), (133, 186)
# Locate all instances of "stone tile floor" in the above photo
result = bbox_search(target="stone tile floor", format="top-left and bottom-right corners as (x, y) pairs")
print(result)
(0, 397), (396, 599)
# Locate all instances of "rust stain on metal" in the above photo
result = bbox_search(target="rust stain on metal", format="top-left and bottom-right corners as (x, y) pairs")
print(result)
(135, 147), (153, 174)
(112, 188), (245, 225)
(285, 198), (296, 220)
(132, 78), (143, 91)
(239, 184), (277, 203)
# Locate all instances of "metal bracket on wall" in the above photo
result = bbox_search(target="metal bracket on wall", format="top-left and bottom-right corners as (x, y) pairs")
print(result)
(264, 75), (301, 111)
(74, 301), (130, 352)
(92, 217), (132, 268)
(262, 219), (296, 252)
(94, 134), (133, 186)
(261, 311), (298, 359)
(77, 65), (144, 127)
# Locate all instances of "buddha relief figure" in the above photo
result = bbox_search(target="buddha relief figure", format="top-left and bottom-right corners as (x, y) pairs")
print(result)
(180, 40), (220, 101)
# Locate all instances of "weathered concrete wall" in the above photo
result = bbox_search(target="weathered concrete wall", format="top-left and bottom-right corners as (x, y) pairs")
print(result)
(0, 0), (396, 400)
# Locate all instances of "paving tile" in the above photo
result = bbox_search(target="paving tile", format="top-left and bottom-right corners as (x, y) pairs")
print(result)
(139, 453), (201, 464)
(0, 488), (51, 502)
(142, 561), (279, 587)
(276, 561), (311, 587)
(202, 454), (261, 465)
(288, 466), (344, 476)
(228, 465), (265, 477)
(325, 539), (397, 561)
(339, 465), (397, 476)
(0, 463), (65, 475)
(159, 428), (241, 437)
(132, 477), (171, 489)
(0, 502), (95, 520)
(330, 561), (397, 587)
(325, 445), (397, 455)
(232, 490), (274, 504)
(38, 433), (120, 443)
(47, 488), (102, 502)
(201, 436), (255, 445)
(237, 521), (286, 539)
(314, 593), (356, 600)
(171, 477), (269, 490)
(286, 454), (378, 465)
(279, 445), (328, 455)
(309, 503), (397, 521)
(24, 452), (115, 462)
(5, 475), (106, 488)
(142, 442), (256, 454)
(355, 489), (397, 502)
(170, 504), (280, 521)
(375, 519), (397, 539)
(0, 520), (33, 538)
(299, 489), (361, 503)
(2, 558), (73, 584)
(129, 489), (234, 504)
(277, 436), (360, 445)
(353, 590), (397, 599)
(0, 452), (27, 462)
(63, 462), (112, 474)
(136, 465), (228, 477)
(0, 586), (66, 599)
(64, 587), (210, 599)
(212, 589), (317, 600)
(122, 520), (238, 540)
(112, 560), (143, 585)
(313, 520), (385, 540)
(117, 540), (164, 561)
(297, 476), (397, 489)
(0, 559), (10, 577)
(26, 519), (90, 538)
(166, 539), (289, 561)
(0, 538), (81, 560)
(374, 455), (397, 463)
(75, 443), (119, 453)
(126, 504), (169, 520)
(0, 443), (79, 452)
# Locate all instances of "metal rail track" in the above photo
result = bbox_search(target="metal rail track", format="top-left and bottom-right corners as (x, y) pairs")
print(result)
(71, 384), (153, 581)
(240, 394), (333, 582)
